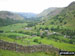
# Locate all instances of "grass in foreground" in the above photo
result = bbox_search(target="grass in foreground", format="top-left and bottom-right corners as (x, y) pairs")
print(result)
(0, 49), (56, 56)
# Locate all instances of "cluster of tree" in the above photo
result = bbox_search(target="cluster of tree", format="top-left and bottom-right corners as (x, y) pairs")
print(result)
(61, 29), (75, 36)
(33, 39), (42, 44)
(51, 14), (67, 25)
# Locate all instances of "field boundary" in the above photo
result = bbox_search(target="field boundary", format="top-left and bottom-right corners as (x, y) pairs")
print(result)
(0, 40), (59, 53)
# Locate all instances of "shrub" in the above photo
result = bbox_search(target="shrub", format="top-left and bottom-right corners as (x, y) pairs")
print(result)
(0, 30), (4, 33)
(41, 35), (44, 38)
(33, 39), (38, 43)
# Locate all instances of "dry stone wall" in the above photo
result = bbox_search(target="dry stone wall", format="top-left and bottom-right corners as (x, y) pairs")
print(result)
(0, 40), (59, 53)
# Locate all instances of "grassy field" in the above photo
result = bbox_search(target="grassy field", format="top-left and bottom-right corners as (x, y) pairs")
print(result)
(0, 23), (75, 56)
(0, 23), (27, 32)
(0, 34), (75, 51)
(0, 49), (56, 56)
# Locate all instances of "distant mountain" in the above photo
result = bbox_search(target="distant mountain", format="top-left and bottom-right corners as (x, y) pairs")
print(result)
(0, 11), (24, 26)
(37, 7), (63, 18)
(0, 11), (24, 20)
(68, 1), (75, 8)
(17, 12), (37, 18)
(38, 8), (57, 17)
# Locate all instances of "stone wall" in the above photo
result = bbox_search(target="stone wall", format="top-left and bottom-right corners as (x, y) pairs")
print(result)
(0, 40), (59, 53)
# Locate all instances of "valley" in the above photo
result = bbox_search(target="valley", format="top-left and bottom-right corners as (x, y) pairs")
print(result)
(0, 1), (75, 56)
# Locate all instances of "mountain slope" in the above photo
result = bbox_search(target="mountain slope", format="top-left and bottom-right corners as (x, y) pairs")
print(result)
(0, 11), (24, 20)
(0, 11), (24, 26)
(37, 7), (63, 19)
(49, 1), (75, 29)
(38, 8), (57, 17)
(34, 2), (75, 44)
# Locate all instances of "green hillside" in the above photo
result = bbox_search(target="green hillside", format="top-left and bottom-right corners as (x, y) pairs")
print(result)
(33, 1), (75, 45)
(0, 49), (55, 56)
(0, 11), (24, 26)
(48, 1), (75, 29)
(37, 7), (63, 21)
(0, 11), (24, 20)
(37, 8), (57, 17)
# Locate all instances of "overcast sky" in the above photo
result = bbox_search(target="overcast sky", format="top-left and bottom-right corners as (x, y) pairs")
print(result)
(0, 0), (75, 14)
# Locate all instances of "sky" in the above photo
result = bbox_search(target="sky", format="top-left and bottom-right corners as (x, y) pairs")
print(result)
(0, 0), (75, 14)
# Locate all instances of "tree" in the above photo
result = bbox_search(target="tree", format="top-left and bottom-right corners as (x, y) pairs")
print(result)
(45, 27), (49, 30)
(64, 22), (67, 24)
(69, 40), (73, 44)
(50, 21), (54, 24)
